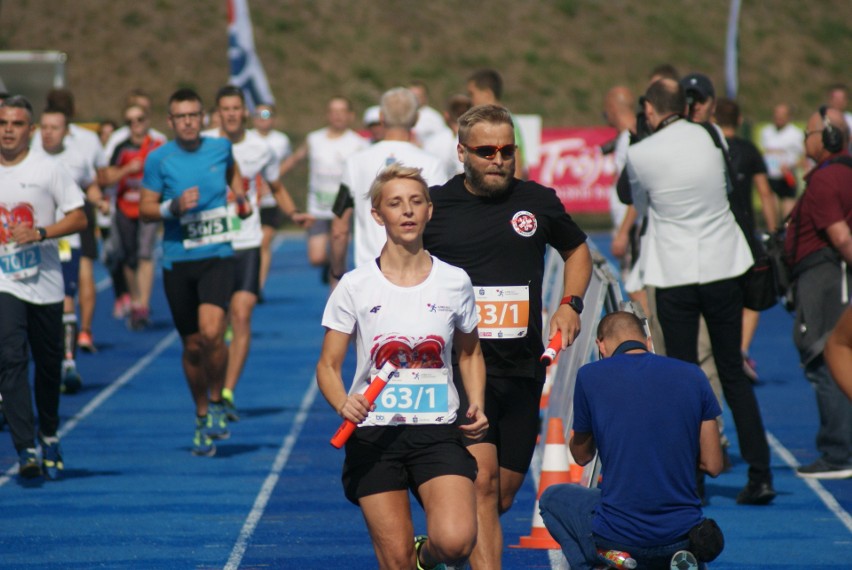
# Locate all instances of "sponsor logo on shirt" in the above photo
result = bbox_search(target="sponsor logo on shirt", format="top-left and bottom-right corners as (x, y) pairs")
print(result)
(370, 305), (382, 313)
(511, 210), (537, 237)
(426, 303), (452, 313)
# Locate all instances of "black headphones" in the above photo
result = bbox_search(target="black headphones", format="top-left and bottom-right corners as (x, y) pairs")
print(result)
(819, 105), (844, 153)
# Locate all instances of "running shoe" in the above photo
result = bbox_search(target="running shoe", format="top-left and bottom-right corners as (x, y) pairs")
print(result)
(18, 448), (42, 479)
(61, 362), (83, 394)
(128, 306), (151, 331)
(207, 402), (231, 440)
(77, 330), (97, 353)
(192, 416), (216, 457)
(221, 388), (240, 422)
(39, 434), (64, 480)
(796, 458), (852, 479)
(414, 535), (448, 570)
(113, 293), (132, 319)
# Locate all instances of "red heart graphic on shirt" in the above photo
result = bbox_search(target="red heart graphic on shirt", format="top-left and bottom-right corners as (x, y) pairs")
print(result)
(372, 335), (447, 369)
(0, 206), (10, 244)
(0, 203), (35, 245)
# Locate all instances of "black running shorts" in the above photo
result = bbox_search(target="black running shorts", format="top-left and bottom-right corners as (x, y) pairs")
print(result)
(163, 256), (235, 337)
(260, 205), (282, 229)
(233, 247), (261, 296)
(455, 370), (544, 474)
(342, 424), (477, 505)
(79, 201), (98, 260)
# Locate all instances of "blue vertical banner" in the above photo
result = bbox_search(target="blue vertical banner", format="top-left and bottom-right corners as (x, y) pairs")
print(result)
(227, 0), (275, 111)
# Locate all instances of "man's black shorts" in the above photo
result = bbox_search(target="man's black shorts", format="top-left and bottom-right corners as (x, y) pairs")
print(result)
(163, 257), (235, 337)
(260, 205), (282, 229)
(455, 369), (544, 474)
(80, 201), (98, 260)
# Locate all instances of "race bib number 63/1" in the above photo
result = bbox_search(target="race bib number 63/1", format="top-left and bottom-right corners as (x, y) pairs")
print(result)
(372, 368), (449, 423)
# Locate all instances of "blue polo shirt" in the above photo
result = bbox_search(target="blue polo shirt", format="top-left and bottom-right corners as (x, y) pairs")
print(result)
(572, 352), (721, 546)
(142, 137), (234, 268)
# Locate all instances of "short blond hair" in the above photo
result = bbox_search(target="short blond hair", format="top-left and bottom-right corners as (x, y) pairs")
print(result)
(368, 163), (430, 209)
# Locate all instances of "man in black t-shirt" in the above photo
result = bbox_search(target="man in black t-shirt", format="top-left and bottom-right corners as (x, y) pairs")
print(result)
(423, 104), (592, 569)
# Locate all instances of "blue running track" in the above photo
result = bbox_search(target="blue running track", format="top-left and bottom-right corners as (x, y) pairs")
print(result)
(0, 233), (849, 569)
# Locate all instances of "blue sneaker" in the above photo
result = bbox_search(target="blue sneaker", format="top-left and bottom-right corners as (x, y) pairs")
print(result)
(39, 435), (64, 480)
(207, 402), (230, 440)
(221, 388), (240, 422)
(192, 416), (216, 457)
(18, 448), (42, 479)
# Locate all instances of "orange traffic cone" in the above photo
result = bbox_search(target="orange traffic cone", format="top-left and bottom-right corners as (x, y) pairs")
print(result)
(511, 417), (572, 549)
(567, 430), (584, 483)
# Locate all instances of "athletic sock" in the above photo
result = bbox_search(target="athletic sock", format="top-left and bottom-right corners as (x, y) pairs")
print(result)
(62, 312), (79, 361)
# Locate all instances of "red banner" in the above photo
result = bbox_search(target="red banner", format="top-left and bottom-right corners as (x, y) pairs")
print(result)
(528, 127), (618, 214)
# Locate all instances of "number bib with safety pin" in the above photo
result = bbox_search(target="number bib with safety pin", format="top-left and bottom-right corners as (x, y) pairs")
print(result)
(180, 206), (234, 249)
(0, 243), (42, 280)
(58, 238), (72, 262)
(372, 368), (449, 424)
(474, 285), (530, 339)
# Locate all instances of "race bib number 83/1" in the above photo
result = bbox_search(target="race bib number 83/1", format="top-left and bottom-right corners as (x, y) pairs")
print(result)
(475, 285), (530, 339)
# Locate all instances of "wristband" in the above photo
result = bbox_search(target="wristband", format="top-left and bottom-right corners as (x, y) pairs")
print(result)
(560, 295), (584, 315)
(159, 199), (182, 219)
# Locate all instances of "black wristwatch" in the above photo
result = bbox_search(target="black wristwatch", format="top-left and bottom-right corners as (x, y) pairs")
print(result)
(560, 295), (584, 315)
(36, 227), (47, 242)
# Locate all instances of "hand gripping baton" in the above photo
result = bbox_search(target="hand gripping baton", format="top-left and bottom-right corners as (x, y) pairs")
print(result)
(330, 361), (399, 448)
(540, 331), (563, 366)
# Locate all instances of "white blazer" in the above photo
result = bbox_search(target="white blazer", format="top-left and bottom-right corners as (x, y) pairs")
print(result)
(627, 120), (753, 288)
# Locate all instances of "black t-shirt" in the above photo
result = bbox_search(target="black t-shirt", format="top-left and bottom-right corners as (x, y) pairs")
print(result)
(423, 174), (587, 382)
(726, 136), (767, 236)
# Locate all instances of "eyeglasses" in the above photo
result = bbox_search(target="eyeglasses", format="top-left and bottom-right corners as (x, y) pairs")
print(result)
(463, 143), (517, 160)
(255, 109), (272, 120)
(170, 112), (203, 122)
(125, 116), (147, 125)
(804, 129), (823, 139)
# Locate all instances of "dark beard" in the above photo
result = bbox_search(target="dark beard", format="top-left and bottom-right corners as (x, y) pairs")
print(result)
(463, 159), (512, 198)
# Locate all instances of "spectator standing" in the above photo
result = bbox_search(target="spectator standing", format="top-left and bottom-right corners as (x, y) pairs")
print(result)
(626, 79), (775, 504)
(784, 106), (852, 479)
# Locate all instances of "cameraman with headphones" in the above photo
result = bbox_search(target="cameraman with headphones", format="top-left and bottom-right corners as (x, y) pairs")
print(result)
(784, 106), (852, 480)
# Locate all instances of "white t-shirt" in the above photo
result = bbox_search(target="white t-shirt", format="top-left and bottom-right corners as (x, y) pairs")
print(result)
(341, 140), (447, 268)
(202, 128), (278, 250)
(306, 128), (368, 219)
(0, 151), (85, 304)
(33, 145), (94, 249)
(252, 129), (292, 208)
(759, 123), (804, 179)
(322, 257), (478, 426)
(413, 105), (452, 150)
(608, 128), (631, 230)
(423, 127), (462, 182)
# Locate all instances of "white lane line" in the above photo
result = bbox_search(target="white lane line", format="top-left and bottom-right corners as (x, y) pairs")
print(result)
(0, 330), (179, 488)
(766, 431), (852, 534)
(224, 378), (320, 570)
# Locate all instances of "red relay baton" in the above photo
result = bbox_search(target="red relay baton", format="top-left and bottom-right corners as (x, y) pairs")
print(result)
(330, 361), (399, 448)
(540, 331), (563, 366)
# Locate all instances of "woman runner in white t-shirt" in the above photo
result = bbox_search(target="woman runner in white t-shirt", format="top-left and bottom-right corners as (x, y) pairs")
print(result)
(317, 163), (488, 570)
